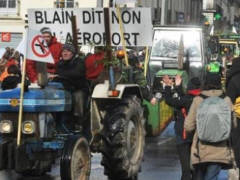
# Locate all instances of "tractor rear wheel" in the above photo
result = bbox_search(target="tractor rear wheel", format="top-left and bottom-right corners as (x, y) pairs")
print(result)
(102, 96), (145, 180)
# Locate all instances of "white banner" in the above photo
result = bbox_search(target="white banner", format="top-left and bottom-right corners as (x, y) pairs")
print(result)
(28, 8), (152, 47)
(203, 0), (214, 10)
(26, 29), (54, 63)
(115, 0), (137, 5)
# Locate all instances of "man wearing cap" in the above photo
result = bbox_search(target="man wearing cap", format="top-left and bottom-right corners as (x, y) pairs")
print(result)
(53, 43), (89, 135)
(26, 27), (62, 83)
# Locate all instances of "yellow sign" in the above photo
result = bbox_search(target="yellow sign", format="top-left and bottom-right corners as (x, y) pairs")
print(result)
(10, 99), (19, 107)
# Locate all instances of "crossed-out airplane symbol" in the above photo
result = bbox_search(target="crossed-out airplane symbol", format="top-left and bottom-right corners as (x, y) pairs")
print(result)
(35, 40), (48, 54)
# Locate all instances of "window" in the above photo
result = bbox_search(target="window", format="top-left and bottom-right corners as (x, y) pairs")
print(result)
(55, 0), (75, 8)
(0, 0), (17, 15)
(151, 30), (201, 59)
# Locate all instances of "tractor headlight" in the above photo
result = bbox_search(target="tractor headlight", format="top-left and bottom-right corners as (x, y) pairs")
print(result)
(22, 121), (35, 134)
(0, 120), (13, 133)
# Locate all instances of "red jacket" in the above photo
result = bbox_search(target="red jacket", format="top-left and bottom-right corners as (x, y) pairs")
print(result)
(26, 37), (62, 82)
(85, 52), (104, 80)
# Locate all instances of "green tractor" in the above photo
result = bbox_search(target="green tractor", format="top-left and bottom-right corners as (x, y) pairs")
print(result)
(144, 26), (207, 136)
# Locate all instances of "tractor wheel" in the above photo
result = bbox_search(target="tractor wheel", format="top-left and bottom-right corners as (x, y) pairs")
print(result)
(102, 96), (145, 180)
(60, 135), (91, 180)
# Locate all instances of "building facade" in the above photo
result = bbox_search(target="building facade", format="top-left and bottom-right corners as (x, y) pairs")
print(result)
(1, 0), (240, 48)
(0, 0), (98, 48)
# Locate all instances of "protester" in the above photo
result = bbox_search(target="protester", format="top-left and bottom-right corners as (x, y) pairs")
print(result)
(53, 43), (89, 135)
(120, 50), (154, 102)
(163, 75), (201, 180)
(226, 57), (240, 103)
(0, 49), (20, 82)
(26, 27), (62, 83)
(226, 57), (240, 174)
(85, 47), (105, 81)
(1, 64), (29, 91)
(184, 73), (233, 180)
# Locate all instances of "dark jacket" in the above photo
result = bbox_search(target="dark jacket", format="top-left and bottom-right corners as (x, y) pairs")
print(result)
(226, 58), (240, 103)
(1, 75), (30, 91)
(226, 58), (240, 167)
(165, 85), (200, 144)
(122, 66), (153, 101)
(132, 67), (153, 101)
(54, 55), (88, 92)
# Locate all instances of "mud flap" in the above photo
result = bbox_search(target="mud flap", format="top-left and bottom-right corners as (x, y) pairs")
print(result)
(15, 145), (31, 173)
(0, 139), (11, 169)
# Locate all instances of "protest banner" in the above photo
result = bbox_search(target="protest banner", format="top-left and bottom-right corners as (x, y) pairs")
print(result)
(115, 0), (137, 5)
(26, 29), (54, 63)
(28, 8), (152, 47)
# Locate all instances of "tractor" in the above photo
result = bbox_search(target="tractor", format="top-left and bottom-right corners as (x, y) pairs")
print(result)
(144, 26), (207, 136)
(0, 7), (148, 180)
(0, 82), (91, 180)
(0, 50), (145, 180)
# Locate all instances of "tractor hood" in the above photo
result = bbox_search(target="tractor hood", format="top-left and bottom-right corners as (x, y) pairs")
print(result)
(0, 83), (72, 112)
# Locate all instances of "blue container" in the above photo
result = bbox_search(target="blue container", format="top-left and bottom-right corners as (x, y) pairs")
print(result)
(0, 83), (72, 112)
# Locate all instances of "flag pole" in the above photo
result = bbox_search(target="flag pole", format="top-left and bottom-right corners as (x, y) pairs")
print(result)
(116, 6), (129, 67)
(17, 29), (28, 146)
(144, 46), (149, 77)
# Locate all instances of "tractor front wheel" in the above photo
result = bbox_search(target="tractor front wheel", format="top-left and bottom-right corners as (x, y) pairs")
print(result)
(60, 135), (91, 180)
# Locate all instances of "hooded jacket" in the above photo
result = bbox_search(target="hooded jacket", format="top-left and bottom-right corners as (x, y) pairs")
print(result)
(184, 90), (233, 167)
(26, 37), (62, 82)
(226, 58), (240, 103)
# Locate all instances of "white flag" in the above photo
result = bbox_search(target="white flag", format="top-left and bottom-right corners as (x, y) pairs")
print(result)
(26, 28), (54, 63)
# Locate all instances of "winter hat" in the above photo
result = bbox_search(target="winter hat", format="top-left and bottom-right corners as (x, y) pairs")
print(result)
(62, 43), (76, 54)
(187, 77), (201, 90)
(205, 72), (222, 89)
(40, 27), (52, 36)
(226, 57), (240, 87)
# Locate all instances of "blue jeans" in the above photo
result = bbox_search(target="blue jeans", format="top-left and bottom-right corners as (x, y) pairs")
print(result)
(194, 163), (222, 180)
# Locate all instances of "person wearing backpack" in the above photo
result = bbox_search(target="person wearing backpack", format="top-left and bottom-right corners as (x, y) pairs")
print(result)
(164, 75), (201, 180)
(184, 73), (233, 180)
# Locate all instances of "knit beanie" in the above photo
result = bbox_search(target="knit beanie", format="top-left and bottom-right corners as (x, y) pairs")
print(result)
(63, 43), (76, 54)
(205, 72), (222, 89)
(40, 27), (52, 36)
(187, 77), (201, 90)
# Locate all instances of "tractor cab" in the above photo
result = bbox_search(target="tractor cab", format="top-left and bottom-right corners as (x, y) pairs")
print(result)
(144, 26), (206, 136)
(148, 26), (206, 84)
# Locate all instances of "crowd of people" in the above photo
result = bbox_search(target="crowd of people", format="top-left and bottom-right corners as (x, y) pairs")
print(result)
(1, 28), (240, 180)
(148, 56), (240, 180)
